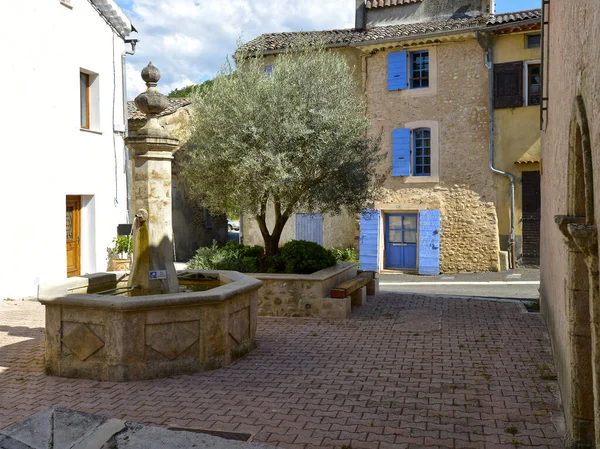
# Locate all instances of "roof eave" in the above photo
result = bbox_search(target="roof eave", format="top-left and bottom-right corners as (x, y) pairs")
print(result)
(486, 19), (542, 32)
(351, 26), (480, 48)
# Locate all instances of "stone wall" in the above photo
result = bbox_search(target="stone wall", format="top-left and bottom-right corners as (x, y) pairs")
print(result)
(377, 186), (499, 272)
(365, 37), (500, 272)
(242, 207), (357, 250)
(540, 1), (600, 446)
(254, 262), (357, 317)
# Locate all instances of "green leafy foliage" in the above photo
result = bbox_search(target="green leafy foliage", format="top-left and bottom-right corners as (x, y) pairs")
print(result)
(180, 39), (385, 256)
(107, 236), (132, 258)
(331, 246), (358, 263)
(275, 240), (336, 274)
(187, 240), (337, 274)
(187, 241), (263, 273)
(167, 79), (214, 98)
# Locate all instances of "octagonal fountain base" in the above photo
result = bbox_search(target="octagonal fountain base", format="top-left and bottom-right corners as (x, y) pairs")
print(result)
(37, 271), (262, 381)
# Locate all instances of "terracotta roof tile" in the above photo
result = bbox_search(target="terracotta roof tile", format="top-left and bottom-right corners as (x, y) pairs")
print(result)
(487, 9), (542, 25)
(127, 97), (192, 121)
(242, 16), (485, 53)
(366, 0), (423, 9)
(241, 9), (541, 54)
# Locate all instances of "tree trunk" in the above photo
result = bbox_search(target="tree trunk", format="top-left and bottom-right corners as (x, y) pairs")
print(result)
(255, 202), (289, 259)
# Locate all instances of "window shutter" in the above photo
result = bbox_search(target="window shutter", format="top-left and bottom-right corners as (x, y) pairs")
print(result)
(392, 128), (411, 176)
(388, 51), (408, 91)
(359, 210), (380, 272)
(418, 210), (440, 275)
(295, 214), (324, 246)
(494, 62), (523, 108)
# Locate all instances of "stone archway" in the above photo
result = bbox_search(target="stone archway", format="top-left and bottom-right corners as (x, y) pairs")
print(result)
(556, 94), (599, 448)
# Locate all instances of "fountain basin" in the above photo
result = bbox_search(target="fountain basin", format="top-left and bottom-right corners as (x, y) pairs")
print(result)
(38, 271), (262, 381)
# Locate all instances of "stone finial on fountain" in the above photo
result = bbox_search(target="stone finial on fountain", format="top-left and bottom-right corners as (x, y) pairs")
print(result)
(133, 62), (170, 138)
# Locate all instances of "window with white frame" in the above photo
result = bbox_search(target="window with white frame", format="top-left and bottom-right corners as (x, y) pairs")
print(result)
(391, 121), (439, 181)
(412, 128), (431, 176)
(80, 69), (100, 130)
(388, 49), (432, 91)
(410, 51), (429, 89)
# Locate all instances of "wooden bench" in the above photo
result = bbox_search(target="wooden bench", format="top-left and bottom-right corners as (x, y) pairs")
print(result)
(330, 271), (379, 308)
(330, 272), (373, 298)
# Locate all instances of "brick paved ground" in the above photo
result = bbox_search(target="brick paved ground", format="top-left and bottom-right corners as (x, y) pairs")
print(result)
(0, 294), (564, 449)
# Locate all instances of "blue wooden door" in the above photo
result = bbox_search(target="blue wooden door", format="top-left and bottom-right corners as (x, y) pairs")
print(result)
(418, 210), (441, 275)
(360, 210), (380, 271)
(385, 213), (417, 269)
(295, 213), (324, 245)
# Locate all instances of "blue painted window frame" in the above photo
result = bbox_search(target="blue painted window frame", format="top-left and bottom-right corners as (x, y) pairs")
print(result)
(265, 65), (274, 78)
(410, 50), (429, 89)
(413, 128), (431, 176)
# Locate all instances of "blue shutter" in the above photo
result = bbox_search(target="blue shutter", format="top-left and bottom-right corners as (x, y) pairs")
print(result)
(359, 210), (380, 272)
(388, 51), (408, 91)
(392, 128), (411, 176)
(295, 214), (324, 245)
(418, 210), (441, 275)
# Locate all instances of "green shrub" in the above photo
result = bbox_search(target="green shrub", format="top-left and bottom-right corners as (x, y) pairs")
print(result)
(187, 241), (264, 272)
(332, 246), (358, 263)
(187, 240), (337, 274)
(187, 242), (220, 269)
(277, 240), (336, 274)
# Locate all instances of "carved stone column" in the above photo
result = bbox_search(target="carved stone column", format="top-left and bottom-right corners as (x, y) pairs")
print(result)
(125, 63), (180, 295)
(568, 223), (600, 448)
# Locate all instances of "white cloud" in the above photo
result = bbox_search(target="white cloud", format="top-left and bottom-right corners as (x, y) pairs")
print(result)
(116, 0), (354, 98)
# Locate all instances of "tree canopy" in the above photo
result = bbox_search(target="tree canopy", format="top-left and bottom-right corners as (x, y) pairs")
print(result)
(167, 80), (214, 98)
(180, 41), (385, 256)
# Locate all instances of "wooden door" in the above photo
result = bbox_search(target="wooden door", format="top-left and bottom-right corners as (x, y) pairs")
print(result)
(66, 196), (81, 277)
(521, 171), (541, 266)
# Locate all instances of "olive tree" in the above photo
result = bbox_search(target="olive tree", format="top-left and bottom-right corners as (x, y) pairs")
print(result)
(180, 41), (385, 257)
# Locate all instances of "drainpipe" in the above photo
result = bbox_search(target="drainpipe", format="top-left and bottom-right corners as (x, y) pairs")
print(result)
(477, 31), (516, 269)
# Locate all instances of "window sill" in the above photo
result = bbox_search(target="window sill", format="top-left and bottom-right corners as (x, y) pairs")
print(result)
(392, 86), (437, 97)
(80, 128), (103, 135)
(401, 176), (439, 184)
(60, 1), (73, 9)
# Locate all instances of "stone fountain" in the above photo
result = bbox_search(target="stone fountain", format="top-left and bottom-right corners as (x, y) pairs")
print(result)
(38, 64), (262, 381)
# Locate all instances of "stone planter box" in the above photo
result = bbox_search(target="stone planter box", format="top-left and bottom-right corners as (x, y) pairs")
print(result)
(38, 270), (262, 381)
(251, 262), (357, 318)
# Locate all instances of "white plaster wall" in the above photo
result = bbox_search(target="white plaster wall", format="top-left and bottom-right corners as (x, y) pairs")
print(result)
(0, 0), (130, 298)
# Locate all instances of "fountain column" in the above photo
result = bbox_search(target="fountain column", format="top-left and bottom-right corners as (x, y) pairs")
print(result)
(125, 62), (180, 295)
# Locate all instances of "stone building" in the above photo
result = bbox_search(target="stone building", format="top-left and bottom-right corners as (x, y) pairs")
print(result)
(540, 1), (600, 447)
(0, 0), (135, 299)
(488, 14), (542, 267)
(128, 99), (229, 261)
(241, 0), (541, 274)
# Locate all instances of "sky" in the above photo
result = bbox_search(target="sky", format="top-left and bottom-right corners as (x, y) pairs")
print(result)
(115, 0), (542, 99)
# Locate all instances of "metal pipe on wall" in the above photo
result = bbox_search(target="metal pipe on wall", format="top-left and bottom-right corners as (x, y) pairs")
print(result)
(477, 31), (517, 269)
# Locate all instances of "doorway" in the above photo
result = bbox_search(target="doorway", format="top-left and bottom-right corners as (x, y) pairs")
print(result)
(66, 196), (81, 277)
(385, 213), (417, 270)
(521, 170), (541, 265)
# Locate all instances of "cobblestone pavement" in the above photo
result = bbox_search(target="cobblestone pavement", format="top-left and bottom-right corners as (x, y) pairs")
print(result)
(0, 294), (564, 449)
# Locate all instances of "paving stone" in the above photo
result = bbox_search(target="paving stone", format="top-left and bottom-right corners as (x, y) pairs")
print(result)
(0, 295), (565, 449)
